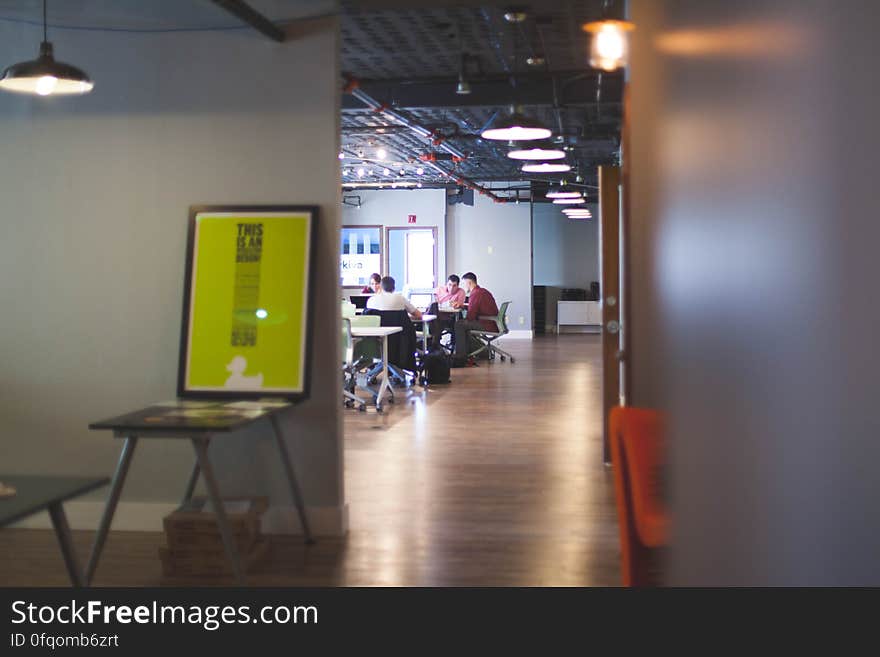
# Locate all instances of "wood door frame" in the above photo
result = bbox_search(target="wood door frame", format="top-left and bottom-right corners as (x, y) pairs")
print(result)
(384, 226), (439, 290)
(599, 166), (623, 464)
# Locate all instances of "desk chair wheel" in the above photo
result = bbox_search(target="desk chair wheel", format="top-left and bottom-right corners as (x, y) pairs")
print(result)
(419, 376), (428, 387)
(358, 403), (367, 412)
(510, 356), (516, 363)
(499, 355), (505, 361)
(344, 399), (354, 408)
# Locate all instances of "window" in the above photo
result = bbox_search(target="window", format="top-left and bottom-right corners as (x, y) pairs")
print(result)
(340, 226), (381, 287)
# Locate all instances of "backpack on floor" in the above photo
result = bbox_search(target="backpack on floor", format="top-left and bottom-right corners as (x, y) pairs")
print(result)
(421, 347), (451, 385)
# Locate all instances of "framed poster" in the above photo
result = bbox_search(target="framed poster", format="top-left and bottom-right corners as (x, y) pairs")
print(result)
(177, 205), (318, 401)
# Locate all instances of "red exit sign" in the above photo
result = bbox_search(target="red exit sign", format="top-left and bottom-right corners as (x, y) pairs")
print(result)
(407, 214), (416, 224)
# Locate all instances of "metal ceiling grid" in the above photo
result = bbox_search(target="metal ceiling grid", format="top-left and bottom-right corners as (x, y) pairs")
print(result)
(339, 2), (625, 197)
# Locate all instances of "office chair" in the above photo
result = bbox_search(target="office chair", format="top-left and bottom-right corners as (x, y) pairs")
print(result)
(468, 301), (515, 363)
(341, 317), (367, 411)
(609, 406), (668, 586)
(363, 308), (419, 387)
(341, 315), (381, 411)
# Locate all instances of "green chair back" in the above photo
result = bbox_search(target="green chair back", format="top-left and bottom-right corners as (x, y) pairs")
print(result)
(495, 301), (511, 334)
(349, 314), (380, 360)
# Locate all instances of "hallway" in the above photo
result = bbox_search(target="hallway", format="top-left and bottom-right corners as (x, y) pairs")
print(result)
(342, 333), (618, 585)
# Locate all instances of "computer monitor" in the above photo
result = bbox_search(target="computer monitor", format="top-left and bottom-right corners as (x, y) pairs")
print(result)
(349, 294), (371, 309)
(409, 293), (434, 310)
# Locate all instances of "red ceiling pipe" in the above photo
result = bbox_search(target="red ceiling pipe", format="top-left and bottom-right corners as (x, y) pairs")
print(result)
(342, 73), (507, 202)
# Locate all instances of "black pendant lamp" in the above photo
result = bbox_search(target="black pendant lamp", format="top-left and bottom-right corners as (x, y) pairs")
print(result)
(0, 0), (93, 96)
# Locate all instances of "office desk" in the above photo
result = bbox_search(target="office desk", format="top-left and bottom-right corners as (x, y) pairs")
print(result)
(350, 326), (401, 411)
(416, 314), (437, 352)
(86, 400), (312, 585)
(436, 307), (465, 352)
(0, 475), (109, 586)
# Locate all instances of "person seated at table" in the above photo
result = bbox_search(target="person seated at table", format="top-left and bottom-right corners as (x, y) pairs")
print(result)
(435, 274), (466, 309)
(361, 272), (381, 294)
(366, 276), (423, 320)
(452, 272), (498, 367)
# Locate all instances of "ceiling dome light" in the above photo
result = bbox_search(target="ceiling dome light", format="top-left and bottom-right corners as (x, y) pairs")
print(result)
(526, 55), (545, 67)
(0, 1), (93, 96)
(338, 152), (345, 160)
(376, 147), (387, 160)
(504, 10), (527, 23)
(508, 147), (566, 161)
(582, 19), (635, 72)
(523, 162), (572, 173)
(481, 106), (552, 142)
(553, 197), (586, 204)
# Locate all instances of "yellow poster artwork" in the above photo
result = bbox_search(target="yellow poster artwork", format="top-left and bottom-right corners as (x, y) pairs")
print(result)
(179, 207), (316, 399)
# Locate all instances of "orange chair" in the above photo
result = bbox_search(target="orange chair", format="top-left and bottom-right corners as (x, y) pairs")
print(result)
(609, 406), (668, 586)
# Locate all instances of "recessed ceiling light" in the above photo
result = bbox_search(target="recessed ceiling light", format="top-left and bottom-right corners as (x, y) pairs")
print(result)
(416, 167), (424, 175)
(357, 167), (365, 177)
(508, 148), (566, 161)
(523, 162), (572, 173)
(383, 168), (391, 176)
(504, 10), (527, 23)
(526, 55), (545, 67)
(376, 148), (387, 160)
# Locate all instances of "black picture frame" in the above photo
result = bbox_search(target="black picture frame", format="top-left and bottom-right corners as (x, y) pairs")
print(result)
(177, 205), (319, 402)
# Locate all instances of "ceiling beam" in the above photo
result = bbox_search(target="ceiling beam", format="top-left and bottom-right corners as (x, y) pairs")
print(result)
(341, 73), (623, 110)
(210, 0), (286, 43)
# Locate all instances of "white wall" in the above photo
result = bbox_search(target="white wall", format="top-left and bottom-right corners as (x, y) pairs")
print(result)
(341, 188), (446, 288)
(533, 202), (600, 290)
(447, 193), (532, 333)
(0, 13), (344, 533)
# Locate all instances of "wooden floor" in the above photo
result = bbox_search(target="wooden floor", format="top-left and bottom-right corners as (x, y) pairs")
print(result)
(0, 335), (620, 586)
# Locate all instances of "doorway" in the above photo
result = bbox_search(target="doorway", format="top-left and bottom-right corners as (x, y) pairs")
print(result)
(385, 226), (438, 294)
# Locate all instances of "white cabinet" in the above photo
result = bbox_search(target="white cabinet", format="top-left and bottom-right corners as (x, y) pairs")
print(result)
(557, 300), (601, 332)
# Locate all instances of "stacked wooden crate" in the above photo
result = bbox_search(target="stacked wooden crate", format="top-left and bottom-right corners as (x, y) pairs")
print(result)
(159, 496), (270, 581)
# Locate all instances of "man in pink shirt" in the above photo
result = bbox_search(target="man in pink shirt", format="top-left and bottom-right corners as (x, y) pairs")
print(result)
(435, 274), (466, 308)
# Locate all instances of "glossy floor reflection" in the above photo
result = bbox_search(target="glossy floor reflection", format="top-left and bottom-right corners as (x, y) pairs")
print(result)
(0, 335), (619, 586)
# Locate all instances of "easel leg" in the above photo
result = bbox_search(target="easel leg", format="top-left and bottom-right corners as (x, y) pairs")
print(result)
(191, 438), (245, 585)
(84, 436), (138, 586)
(270, 415), (315, 545)
(181, 448), (203, 505)
(48, 502), (84, 587)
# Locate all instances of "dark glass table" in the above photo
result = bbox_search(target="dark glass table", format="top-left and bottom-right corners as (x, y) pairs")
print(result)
(0, 475), (109, 586)
(86, 399), (313, 586)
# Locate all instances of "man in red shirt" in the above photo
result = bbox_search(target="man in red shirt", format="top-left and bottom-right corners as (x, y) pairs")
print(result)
(452, 272), (499, 366)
